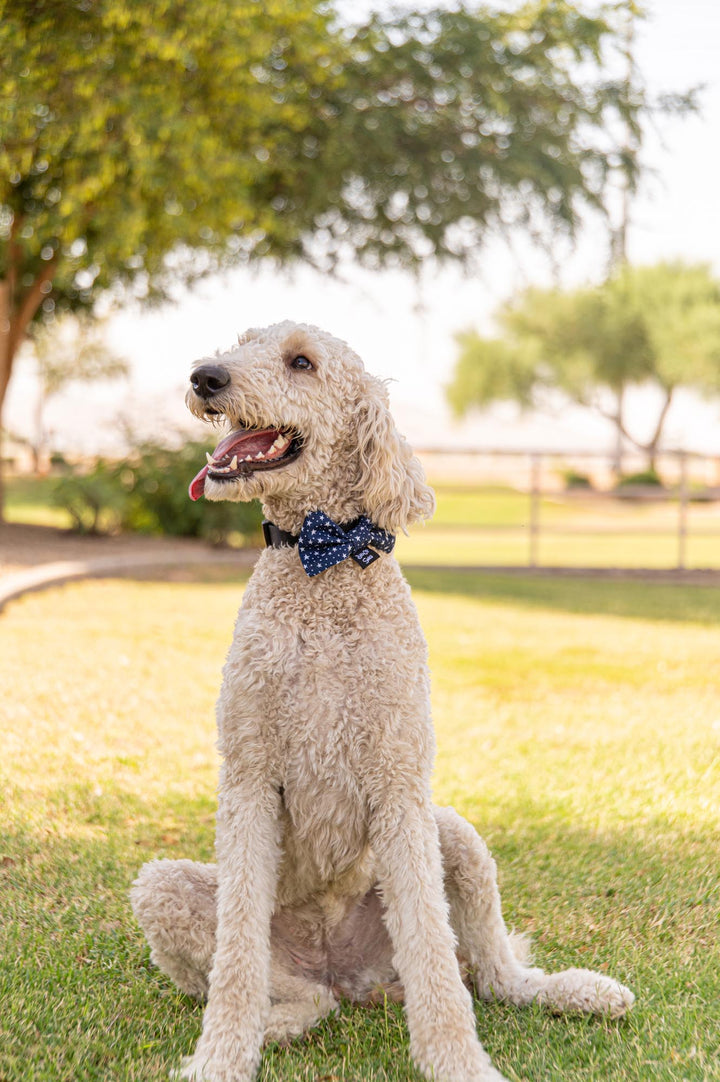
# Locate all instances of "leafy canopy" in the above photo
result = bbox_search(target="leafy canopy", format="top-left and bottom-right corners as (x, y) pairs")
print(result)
(448, 261), (720, 463)
(2, 0), (647, 316)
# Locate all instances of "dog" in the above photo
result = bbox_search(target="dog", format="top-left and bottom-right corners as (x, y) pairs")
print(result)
(131, 321), (633, 1082)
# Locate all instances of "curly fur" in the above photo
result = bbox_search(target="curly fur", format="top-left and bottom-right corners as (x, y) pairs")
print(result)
(131, 322), (634, 1082)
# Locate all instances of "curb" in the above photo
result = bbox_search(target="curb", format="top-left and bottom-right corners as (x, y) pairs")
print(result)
(0, 548), (258, 612)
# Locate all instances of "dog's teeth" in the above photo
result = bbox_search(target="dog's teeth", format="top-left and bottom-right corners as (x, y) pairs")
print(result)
(255, 452), (265, 460)
(230, 455), (238, 470)
(243, 454), (253, 461)
(206, 452), (217, 465)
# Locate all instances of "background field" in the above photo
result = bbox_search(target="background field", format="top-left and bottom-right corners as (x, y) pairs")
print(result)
(4, 476), (72, 529)
(6, 475), (720, 569)
(396, 484), (720, 569)
(1, 570), (718, 1081)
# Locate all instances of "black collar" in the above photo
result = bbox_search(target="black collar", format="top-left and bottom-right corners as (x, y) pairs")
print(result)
(262, 516), (366, 550)
(262, 520), (299, 548)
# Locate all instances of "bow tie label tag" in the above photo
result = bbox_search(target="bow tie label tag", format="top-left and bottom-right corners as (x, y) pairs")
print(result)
(352, 547), (381, 569)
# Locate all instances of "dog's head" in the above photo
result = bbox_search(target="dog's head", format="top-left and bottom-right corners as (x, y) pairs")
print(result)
(187, 321), (435, 533)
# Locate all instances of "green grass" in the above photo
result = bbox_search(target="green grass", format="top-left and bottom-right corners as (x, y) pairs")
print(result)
(4, 474), (72, 527)
(1, 570), (719, 1080)
(396, 483), (720, 569)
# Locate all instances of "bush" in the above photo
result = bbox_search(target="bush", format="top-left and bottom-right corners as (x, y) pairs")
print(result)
(53, 439), (263, 544)
(49, 451), (72, 470)
(561, 468), (593, 490)
(615, 468), (664, 488)
(53, 460), (127, 534)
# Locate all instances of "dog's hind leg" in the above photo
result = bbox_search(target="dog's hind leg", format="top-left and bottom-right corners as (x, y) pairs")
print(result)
(435, 806), (635, 1018)
(131, 859), (217, 1000)
(132, 860), (337, 1041)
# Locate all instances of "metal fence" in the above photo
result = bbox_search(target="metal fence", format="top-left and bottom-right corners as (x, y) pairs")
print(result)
(413, 448), (720, 571)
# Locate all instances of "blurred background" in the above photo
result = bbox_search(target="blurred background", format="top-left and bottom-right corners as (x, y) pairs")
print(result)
(3, 0), (720, 571)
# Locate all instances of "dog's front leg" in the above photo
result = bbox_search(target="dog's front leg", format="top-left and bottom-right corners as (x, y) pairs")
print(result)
(371, 797), (508, 1082)
(179, 779), (281, 1082)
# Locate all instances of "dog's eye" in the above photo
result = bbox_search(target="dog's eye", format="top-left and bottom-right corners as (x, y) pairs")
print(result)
(290, 355), (314, 371)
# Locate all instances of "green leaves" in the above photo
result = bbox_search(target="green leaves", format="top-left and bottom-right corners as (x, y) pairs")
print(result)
(0, 0), (679, 491)
(448, 261), (720, 464)
(1, 0), (653, 310)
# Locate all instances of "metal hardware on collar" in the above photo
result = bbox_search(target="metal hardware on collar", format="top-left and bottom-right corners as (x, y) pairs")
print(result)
(262, 520), (299, 549)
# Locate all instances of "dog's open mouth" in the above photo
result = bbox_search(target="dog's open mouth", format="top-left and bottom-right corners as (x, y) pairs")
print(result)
(189, 425), (302, 500)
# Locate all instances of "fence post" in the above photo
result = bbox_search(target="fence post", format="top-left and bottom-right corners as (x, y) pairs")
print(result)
(529, 453), (541, 568)
(677, 451), (688, 570)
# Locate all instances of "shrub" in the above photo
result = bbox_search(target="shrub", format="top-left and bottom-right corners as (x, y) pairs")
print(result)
(53, 460), (126, 534)
(561, 468), (593, 490)
(116, 439), (262, 543)
(615, 468), (664, 488)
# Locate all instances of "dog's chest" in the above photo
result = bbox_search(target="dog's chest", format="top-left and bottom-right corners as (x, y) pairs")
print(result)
(228, 554), (427, 732)
(268, 626), (375, 885)
(219, 555), (431, 886)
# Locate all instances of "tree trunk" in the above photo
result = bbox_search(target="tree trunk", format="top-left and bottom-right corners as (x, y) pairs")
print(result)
(32, 385), (46, 475)
(0, 257), (56, 520)
(643, 386), (675, 475)
(0, 280), (13, 522)
(612, 384), (626, 478)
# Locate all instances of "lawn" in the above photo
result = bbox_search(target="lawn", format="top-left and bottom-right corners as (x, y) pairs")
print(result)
(3, 475), (73, 528)
(1, 570), (718, 1081)
(395, 484), (720, 569)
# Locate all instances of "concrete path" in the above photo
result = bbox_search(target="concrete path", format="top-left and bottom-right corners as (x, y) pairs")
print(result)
(0, 544), (257, 612)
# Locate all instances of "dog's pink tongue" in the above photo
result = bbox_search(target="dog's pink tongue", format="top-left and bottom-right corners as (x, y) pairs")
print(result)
(189, 465), (208, 502)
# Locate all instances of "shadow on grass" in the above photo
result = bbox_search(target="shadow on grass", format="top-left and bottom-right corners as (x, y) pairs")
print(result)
(109, 564), (720, 626)
(2, 780), (718, 1081)
(403, 568), (720, 625)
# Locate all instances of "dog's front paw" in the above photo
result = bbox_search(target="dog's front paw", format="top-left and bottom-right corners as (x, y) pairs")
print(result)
(537, 968), (635, 1018)
(172, 1046), (257, 1082)
(264, 994), (338, 1044)
(412, 1032), (510, 1082)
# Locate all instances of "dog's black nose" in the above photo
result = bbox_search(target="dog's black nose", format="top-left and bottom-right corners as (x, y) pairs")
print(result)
(190, 365), (231, 399)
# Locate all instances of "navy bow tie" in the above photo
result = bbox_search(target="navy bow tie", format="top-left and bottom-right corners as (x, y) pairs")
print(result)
(298, 511), (395, 577)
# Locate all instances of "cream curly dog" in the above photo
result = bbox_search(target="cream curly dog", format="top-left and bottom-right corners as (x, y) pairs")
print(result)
(131, 321), (633, 1082)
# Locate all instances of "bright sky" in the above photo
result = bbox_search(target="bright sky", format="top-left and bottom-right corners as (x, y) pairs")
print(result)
(8, 0), (720, 456)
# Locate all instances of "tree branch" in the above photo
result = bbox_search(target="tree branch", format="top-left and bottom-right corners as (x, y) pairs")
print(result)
(7, 257), (57, 360)
(645, 385), (675, 453)
(592, 397), (637, 444)
(1, 256), (58, 415)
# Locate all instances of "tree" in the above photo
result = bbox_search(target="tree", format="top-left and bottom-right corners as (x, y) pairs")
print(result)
(23, 313), (129, 471)
(448, 262), (720, 471)
(1, 0), (662, 513)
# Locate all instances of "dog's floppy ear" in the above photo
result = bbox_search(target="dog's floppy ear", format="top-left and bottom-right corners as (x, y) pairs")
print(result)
(352, 374), (435, 533)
